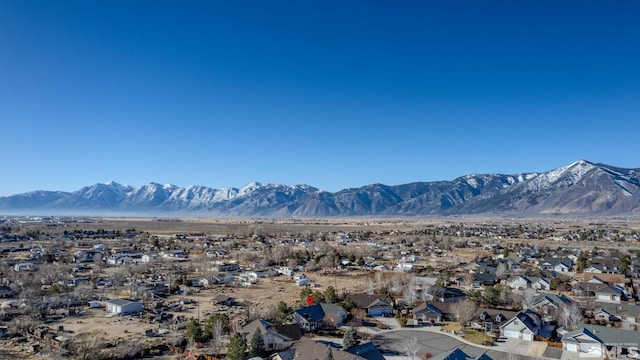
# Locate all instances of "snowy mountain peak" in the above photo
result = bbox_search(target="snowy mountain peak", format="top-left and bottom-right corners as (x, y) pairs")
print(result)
(239, 181), (263, 195)
(1, 160), (639, 216)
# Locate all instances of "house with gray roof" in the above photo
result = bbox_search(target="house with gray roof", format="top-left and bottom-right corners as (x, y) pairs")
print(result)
(562, 325), (640, 358)
(429, 348), (493, 360)
(500, 309), (553, 341)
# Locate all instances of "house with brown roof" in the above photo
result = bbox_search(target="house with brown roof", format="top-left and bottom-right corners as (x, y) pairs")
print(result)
(347, 294), (393, 317)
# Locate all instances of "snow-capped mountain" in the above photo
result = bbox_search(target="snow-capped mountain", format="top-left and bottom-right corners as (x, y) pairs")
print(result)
(1, 160), (639, 216)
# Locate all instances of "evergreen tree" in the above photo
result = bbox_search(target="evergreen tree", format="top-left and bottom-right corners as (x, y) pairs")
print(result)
(227, 332), (247, 360)
(342, 327), (358, 349)
(324, 286), (338, 304)
(184, 318), (203, 343)
(273, 301), (293, 324)
(249, 329), (265, 358)
(323, 347), (335, 360)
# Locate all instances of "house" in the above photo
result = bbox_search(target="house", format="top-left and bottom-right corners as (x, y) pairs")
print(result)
(532, 278), (551, 291)
(242, 319), (295, 351)
(104, 298), (143, 315)
(412, 302), (443, 324)
(343, 342), (386, 360)
(273, 337), (368, 360)
(292, 303), (347, 331)
(592, 302), (640, 328)
(395, 262), (414, 272)
(584, 264), (605, 274)
(141, 253), (160, 263)
(189, 277), (210, 288)
(581, 273), (626, 287)
(529, 294), (576, 317)
(219, 263), (240, 272)
(465, 273), (496, 287)
(562, 325), (640, 359)
(347, 294), (393, 317)
(593, 285), (624, 304)
(471, 308), (516, 332)
(572, 283), (624, 304)
(14, 262), (37, 272)
(213, 273), (236, 284)
(538, 258), (572, 272)
(500, 309), (552, 341)
(426, 287), (467, 303)
(593, 307), (619, 322)
(506, 275), (532, 290)
(429, 348), (493, 360)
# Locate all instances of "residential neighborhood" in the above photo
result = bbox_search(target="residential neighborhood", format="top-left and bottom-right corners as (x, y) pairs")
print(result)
(0, 216), (639, 360)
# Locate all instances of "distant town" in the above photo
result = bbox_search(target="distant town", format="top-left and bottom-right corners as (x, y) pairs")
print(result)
(0, 215), (639, 360)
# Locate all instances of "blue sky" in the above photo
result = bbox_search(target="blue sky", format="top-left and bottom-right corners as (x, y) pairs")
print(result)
(1, 1), (639, 196)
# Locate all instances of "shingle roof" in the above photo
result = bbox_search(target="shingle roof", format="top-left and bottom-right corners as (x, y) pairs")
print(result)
(562, 325), (640, 345)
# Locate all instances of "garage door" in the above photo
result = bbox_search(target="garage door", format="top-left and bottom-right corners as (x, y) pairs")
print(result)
(369, 309), (389, 317)
(523, 333), (533, 341)
(503, 330), (520, 338)
(566, 343), (578, 352)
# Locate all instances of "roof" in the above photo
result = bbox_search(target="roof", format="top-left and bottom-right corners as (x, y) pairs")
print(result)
(348, 294), (392, 309)
(562, 324), (640, 346)
(294, 303), (346, 322)
(413, 302), (443, 316)
(343, 342), (385, 360)
(105, 298), (140, 306)
(594, 302), (640, 318)
(289, 338), (367, 360)
(581, 273), (626, 284)
(532, 293), (575, 308)
(274, 323), (303, 341)
(429, 348), (492, 360)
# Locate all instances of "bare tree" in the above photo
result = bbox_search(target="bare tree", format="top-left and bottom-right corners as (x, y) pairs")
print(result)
(209, 320), (224, 355)
(69, 331), (104, 360)
(112, 339), (142, 360)
(401, 337), (420, 360)
(462, 272), (475, 289)
(452, 300), (477, 332)
(365, 278), (375, 295)
(323, 313), (342, 329)
(521, 288), (537, 310)
(495, 263), (508, 280)
(403, 281), (418, 307)
(558, 302), (582, 330)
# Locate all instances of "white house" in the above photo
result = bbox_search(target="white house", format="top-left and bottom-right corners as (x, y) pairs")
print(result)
(105, 299), (143, 315)
(506, 275), (531, 289)
(532, 278), (551, 291)
(141, 254), (160, 263)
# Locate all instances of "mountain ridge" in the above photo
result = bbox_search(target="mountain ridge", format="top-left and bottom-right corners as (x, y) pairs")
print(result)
(1, 160), (639, 217)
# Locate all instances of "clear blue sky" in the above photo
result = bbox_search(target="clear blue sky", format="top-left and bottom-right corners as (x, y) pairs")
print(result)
(1, 1), (639, 196)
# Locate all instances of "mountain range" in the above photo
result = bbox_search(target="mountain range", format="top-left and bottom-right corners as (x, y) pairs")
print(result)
(1, 160), (639, 217)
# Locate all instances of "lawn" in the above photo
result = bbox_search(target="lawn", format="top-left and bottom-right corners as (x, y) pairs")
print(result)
(463, 330), (496, 346)
(440, 322), (462, 332)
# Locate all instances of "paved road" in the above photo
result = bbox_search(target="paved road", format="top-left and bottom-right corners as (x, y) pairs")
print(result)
(372, 330), (535, 360)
